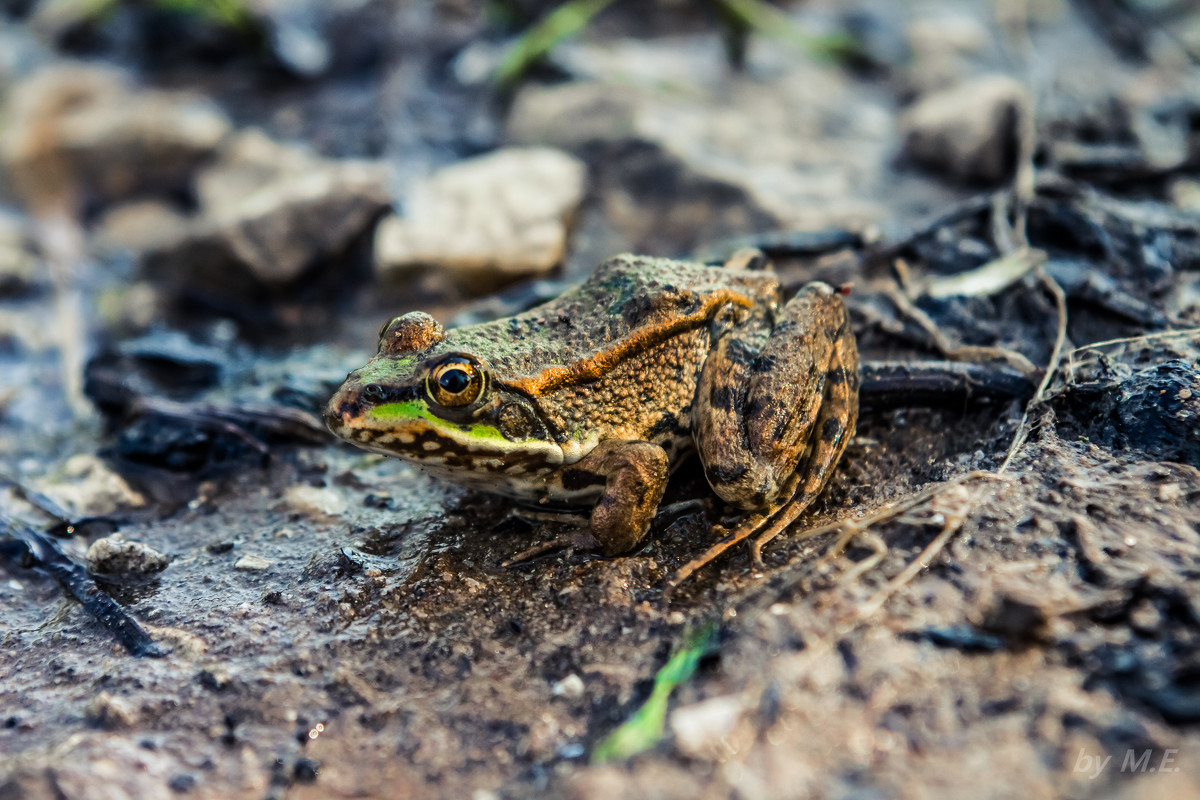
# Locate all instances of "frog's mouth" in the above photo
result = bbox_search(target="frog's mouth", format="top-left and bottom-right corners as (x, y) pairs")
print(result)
(326, 383), (564, 475)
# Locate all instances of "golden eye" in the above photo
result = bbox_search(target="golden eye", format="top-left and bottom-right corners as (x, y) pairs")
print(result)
(426, 356), (485, 407)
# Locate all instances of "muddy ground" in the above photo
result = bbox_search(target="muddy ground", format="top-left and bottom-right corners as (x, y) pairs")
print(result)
(2, 1), (1200, 798)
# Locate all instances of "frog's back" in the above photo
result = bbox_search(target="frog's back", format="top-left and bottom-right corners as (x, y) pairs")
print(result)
(442, 254), (778, 384)
(439, 254), (777, 455)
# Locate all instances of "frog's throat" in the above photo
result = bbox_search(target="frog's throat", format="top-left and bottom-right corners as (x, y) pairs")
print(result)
(360, 399), (565, 466)
(505, 289), (754, 395)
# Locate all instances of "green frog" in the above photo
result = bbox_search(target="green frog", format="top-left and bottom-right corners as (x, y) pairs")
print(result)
(326, 250), (858, 565)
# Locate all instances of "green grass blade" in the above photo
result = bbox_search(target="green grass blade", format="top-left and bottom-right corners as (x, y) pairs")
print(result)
(494, 0), (619, 87)
(591, 623), (718, 763)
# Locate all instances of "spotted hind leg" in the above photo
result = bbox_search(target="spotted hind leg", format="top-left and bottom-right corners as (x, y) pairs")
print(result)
(683, 281), (859, 581)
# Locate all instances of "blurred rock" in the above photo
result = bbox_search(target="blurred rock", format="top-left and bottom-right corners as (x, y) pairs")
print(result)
(193, 128), (314, 209)
(94, 200), (190, 255)
(0, 64), (231, 211)
(33, 454), (147, 517)
(507, 39), (893, 239)
(1170, 177), (1200, 213)
(282, 484), (348, 517)
(507, 83), (643, 152)
(900, 75), (1032, 184)
(143, 130), (392, 297)
(0, 211), (38, 295)
(903, 11), (992, 96)
(375, 147), (585, 288)
(86, 534), (170, 578)
(234, 555), (272, 571)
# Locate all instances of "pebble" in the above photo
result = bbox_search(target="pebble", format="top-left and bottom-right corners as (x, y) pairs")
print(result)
(86, 535), (170, 577)
(669, 694), (745, 760)
(552, 673), (585, 699)
(234, 555), (271, 571)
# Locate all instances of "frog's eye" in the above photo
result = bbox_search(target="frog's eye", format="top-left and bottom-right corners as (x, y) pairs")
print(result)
(426, 355), (485, 408)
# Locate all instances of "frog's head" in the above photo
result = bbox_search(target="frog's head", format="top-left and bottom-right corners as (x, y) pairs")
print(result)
(326, 312), (563, 476)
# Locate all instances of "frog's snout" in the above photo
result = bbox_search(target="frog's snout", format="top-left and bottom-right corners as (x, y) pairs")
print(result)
(325, 384), (363, 435)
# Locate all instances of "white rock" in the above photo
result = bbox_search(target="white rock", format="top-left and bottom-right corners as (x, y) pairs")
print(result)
(552, 673), (585, 699)
(375, 147), (586, 285)
(86, 535), (169, 577)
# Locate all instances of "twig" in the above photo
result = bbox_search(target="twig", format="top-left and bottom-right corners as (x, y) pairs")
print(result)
(998, 267), (1068, 473)
(858, 360), (1035, 410)
(2, 515), (164, 657)
(851, 483), (974, 621)
(1067, 327), (1200, 359)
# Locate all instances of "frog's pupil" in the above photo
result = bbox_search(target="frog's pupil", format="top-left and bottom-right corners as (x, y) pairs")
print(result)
(439, 368), (470, 394)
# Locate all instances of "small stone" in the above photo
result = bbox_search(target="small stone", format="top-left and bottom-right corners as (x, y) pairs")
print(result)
(900, 75), (1032, 184)
(86, 535), (169, 578)
(234, 555), (271, 571)
(1128, 599), (1162, 635)
(1158, 483), (1183, 502)
(87, 691), (139, 729)
(374, 147), (586, 288)
(552, 673), (585, 699)
(1169, 177), (1200, 213)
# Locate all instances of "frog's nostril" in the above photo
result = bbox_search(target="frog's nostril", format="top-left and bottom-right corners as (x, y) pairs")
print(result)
(362, 384), (387, 403)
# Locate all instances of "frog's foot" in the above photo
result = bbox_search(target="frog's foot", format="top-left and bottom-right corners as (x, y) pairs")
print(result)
(664, 510), (774, 592)
(561, 439), (669, 556)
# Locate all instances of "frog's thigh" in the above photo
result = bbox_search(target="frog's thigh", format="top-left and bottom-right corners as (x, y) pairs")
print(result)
(695, 282), (857, 509)
(560, 440), (669, 556)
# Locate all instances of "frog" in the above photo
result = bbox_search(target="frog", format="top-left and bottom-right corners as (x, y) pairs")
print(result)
(325, 250), (859, 569)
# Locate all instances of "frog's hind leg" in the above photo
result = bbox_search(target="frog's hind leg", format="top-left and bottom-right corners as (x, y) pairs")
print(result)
(747, 321), (858, 566)
(680, 282), (858, 584)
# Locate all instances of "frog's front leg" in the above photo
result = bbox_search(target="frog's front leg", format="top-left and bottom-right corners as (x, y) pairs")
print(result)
(559, 440), (669, 556)
(694, 282), (859, 517)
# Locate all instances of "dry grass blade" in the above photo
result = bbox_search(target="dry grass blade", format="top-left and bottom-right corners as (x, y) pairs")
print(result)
(998, 266), (1068, 473)
(886, 286), (1040, 378)
(924, 246), (1045, 300)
